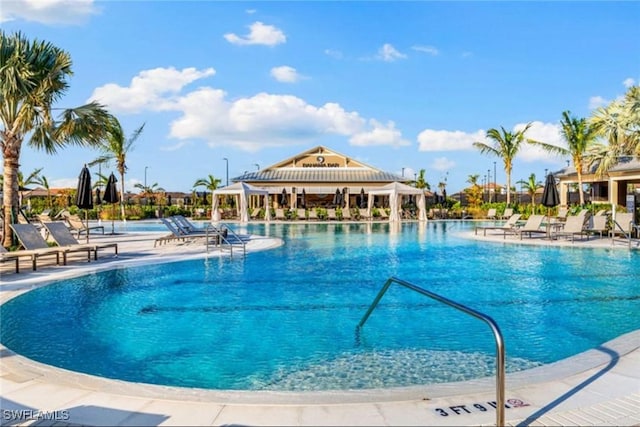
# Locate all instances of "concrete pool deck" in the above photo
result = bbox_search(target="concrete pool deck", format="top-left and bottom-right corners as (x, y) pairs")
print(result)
(0, 223), (639, 426)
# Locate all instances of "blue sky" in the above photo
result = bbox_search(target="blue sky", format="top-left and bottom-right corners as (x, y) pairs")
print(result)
(2, 1), (639, 194)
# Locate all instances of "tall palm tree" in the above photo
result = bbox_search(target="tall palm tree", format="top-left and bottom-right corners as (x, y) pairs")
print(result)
(0, 31), (111, 246)
(558, 111), (598, 205)
(194, 175), (222, 209)
(516, 173), (542, 209)
(90, 118), (145, 220)
(473, 123), (558, 204)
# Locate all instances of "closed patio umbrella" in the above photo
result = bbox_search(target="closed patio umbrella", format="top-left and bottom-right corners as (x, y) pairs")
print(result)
(541, 173), (560, 238)
(359, 188), (366, 208)
(280, 188), (288, 207)
(300, 189), (306, 209)
(76, 165), (93, 243)
(103, 173), (119, 234)
(333, 188), (341, 206)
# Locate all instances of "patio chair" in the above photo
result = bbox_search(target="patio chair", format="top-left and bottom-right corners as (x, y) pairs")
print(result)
(42, 221), (118, 259)
(296, 208), (307, 220)
(486, 208), (497, 220)
(308, 209), (319, 220)
(358, 208), (370, 220)
(474, 214), (522, 238)
(512, 215), (546, 239)
(327, 208), (338, 220)
(553, 213), (589, 242)
(0, 246), (34, 273)
(609, 212), (635, 239)
(9, 223), (93, 269)
(155, 218), (213, 247)
(63, 213), (105, 238)
(500, 208), (514, 220)
(377, 209), (389, 220)
(341, 208), (352, 220)
(275, 208), (287, 220)
(250, 208), (262, 219)
(585, 214), (608, 239)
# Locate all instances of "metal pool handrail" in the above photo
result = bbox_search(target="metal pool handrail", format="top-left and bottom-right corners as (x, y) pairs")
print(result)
(206, 223), (246, 257)
(358, 276), (506, 427)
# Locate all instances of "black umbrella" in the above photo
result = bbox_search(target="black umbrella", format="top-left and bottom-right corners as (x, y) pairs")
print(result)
(359, 188), (367, 208)
(300, 189), (306, 209)
(103, 173), (119, 234)
(95, 188), (102, 206)
(541, 173), (560, 238)
(541, 173), (560, 208)
(76, 165), (93, 243)
(103, 173), (119, 204)
(333, 188), (341, 206)
(280, 188), (288, 207)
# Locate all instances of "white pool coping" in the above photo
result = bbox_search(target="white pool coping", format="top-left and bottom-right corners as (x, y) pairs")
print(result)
(1, 225), (639, 426)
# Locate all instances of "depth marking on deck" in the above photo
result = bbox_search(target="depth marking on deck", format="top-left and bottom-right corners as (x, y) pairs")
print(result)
(432, 398), (530, 417)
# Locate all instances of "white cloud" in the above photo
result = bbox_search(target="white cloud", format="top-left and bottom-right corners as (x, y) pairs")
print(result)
(271, 66), (303, 83)
(417, 129), (486, 151)
(431, 157), (456, 172)
(89, 67), (216, 113)
(350, 120), (410, 147)
(589, 96), (609, 109)
(375, 43), (407, 62)
(0, 0), (99, 24)
(515, 121), (565, 162)
(411, 45), (439, 56)
(224, 21), (286, 46)
(94, 67), (410, 152)
(417, 122), (565, 164)
(324, 49), (343, 59)
(623, 77), (636, 88)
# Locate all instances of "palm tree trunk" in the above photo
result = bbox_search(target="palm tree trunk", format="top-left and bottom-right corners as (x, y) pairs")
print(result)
(119, 171), (126, 221)
(2, 156), (20, 248)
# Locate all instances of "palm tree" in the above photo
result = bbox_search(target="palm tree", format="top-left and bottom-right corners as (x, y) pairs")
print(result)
(17, 167), (43, 208)
(473, 123), (558, 204)
(32, 173), (52, 208)
(90, 118), (145, 220)
(517, 173), (542, 209)
(589, 85), (640, 176)
(0, 31), (111, 246)
(194, 175), (222, 210)
(414, 169), (430, 190)
(558, 111), (598, 205)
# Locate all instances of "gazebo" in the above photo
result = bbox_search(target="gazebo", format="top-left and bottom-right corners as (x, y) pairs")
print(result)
(211, 182), (271, 223)
(367, 182), (427, 221)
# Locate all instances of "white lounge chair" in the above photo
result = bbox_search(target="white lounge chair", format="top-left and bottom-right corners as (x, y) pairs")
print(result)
(475, 214), (522, 238)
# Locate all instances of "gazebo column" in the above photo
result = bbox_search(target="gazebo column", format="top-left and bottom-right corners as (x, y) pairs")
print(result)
(559, 181), (569, 207)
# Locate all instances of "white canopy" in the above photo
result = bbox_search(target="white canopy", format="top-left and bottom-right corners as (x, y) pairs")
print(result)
(211, 182), (271, 223)
(367, 182), (427, 222)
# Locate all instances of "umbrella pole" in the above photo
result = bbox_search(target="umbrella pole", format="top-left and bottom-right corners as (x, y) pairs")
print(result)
(85, 210), (90, 243)
(111, 204), (115, 234)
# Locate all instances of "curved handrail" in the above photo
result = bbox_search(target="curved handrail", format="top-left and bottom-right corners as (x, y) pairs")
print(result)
(358, 276), (506, 427)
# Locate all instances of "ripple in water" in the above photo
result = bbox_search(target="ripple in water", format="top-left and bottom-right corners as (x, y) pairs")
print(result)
(249, 349), (543, 391)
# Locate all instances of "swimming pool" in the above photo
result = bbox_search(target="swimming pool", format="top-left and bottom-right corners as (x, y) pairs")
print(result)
(1, 221), (639, 391)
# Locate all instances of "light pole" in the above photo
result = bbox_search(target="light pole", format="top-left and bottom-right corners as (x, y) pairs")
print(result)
(493, 161), (496, 203)
(223, 158), (229, 186)
(487, 169), (491, 203)
(144, 166), (148, 189)
(401, 167), (405, 177)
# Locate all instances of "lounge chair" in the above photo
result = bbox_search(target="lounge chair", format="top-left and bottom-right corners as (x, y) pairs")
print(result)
(327, 208), (337, 220)
(9, 223), (93, 269)
(296, 209), (307, 220)
(609, 212), (635, 238)
(358, 208), (370, 220)
(341, 208), (352, 220)
(250, 208), (262, 219)
(42, 221), (118, 259)
(486, 208), (497, 220)
(308, 209), (319, 220)
(474, 214), (522, 238)
(585, 214), (608, 239)
(500, 208), (513, 220)
(377, 209), (389, 220)
(275, 208), (287, 220)
(512, 215), (546, 239)
(1, 246), (29, 273)
(155, 218), (213, 247)
(63, 213), (105, 237)
(553, 213), (589, 242)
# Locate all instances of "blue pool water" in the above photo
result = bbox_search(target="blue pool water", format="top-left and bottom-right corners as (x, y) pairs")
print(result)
(1, 221), (639, 391)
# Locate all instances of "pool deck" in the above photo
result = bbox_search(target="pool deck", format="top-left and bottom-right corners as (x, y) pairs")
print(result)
(1, 222), (639, 426)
